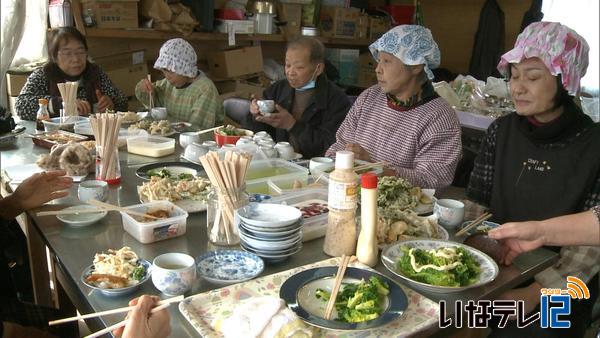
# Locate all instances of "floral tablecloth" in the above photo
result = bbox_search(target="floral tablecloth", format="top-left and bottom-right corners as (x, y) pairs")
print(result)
(179, 257), (440, 337)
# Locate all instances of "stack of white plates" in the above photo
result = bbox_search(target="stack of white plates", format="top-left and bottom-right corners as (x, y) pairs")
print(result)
(236, 203), (303, 263)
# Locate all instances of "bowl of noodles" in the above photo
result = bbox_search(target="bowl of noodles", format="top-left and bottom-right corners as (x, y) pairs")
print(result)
(81, 247), (151, 296)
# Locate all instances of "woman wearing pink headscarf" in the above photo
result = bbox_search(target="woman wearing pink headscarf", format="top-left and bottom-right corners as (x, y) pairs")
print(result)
(467, 22), (600, 337)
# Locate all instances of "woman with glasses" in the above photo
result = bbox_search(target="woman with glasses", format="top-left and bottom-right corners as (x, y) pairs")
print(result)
(16, 27), (127, 120)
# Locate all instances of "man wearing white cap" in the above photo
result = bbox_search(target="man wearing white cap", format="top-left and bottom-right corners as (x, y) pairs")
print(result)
(326, 25), (461, 190)
(135, 38), (223, 129)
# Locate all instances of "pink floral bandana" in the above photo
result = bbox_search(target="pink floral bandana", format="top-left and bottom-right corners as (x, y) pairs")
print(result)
(497, 21), (589, 96)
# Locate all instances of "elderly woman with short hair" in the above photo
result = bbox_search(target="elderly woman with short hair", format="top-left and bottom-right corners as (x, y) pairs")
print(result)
(326, 25), (462, 190)
(16, 27), (127, 120)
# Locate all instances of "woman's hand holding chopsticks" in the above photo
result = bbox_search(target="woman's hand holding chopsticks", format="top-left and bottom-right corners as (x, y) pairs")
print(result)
(113, 295), (171, 338)
(96, 89), (114, 113)
(76, 99), (92, 115)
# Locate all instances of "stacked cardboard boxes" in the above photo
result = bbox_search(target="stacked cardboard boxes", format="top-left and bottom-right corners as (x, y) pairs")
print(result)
(357, 52), (378, 88)
(326, 48), (359, 86)
(80, 0), (139, 29)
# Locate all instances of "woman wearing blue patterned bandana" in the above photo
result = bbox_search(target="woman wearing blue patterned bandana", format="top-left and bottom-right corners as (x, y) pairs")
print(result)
(327, 25), (461, 189)
(135, 38), (223, 129)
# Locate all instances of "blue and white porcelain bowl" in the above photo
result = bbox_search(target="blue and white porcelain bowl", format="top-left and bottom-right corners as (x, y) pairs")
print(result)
(152, 253), (196, 296)
(196, 250), (264, 284)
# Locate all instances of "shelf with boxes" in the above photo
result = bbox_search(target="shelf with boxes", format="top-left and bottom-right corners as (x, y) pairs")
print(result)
(83, 28), (374, 46)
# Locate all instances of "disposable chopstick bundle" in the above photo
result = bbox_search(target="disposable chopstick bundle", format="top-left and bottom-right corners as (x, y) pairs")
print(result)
(90, 113), (122, 180)
(58, 81), (79, 117)
(200, 150), (252, 244)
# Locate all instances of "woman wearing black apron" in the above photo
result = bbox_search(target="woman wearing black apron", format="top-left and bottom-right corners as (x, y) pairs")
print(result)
(467, 21), (600, 337)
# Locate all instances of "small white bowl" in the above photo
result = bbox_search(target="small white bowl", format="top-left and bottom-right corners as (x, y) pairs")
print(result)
(151, 107), (168, 120)
(78, 180), (109, 202)
(152, 253), (197, 296)
(57, 205), (107, 227)
(179, 132), (200, 149)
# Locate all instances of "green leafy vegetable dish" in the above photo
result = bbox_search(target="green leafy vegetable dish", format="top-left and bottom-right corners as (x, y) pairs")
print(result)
(216, 125), (246, 136)
(315, 276), (389, 323)
(146, 168), (194, 180)
(396, 245), (481, 287)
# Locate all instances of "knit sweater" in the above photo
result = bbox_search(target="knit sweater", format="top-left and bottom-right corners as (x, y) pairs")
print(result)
(16, 65), (127, 120)
(326, 85), (462, 189)
(135, 74), (224, 129)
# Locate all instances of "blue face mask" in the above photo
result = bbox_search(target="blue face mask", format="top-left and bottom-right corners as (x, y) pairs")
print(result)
(296, 79), (316, 91)
(295, 67), (319, 92)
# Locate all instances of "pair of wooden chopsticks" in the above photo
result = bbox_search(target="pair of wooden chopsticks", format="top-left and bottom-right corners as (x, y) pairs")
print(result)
(49, 295), (184, 338)
(455, 212), (493, 237)
(353, 161), (388, 173)
(324, 255), (354, 320)
(195, 125), (224, 135)
(36, 199), (162, 220)
(147, 74), (154, 110)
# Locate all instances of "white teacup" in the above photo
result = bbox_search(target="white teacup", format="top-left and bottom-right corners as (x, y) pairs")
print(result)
(256, 100), (275, 115)
(275, 142), (295, 160)
(259, 145), (278, 158)
(152, 253), (196, 296)
(309, 157), (334, 173)
(434, 199), (465, 228)
(236, 136), (254, 146)
(183, 143), (208, 162)
(179, 132), (200, 149)
(254, 131), (271, 139)
(78, 180), (108, 202)
(151, 107), (168, 120)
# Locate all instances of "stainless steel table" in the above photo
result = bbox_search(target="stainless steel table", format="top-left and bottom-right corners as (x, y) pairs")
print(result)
(1, 122), (558, 337)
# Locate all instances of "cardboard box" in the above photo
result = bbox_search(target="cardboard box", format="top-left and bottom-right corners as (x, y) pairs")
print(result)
(357, 52), (377, 88)
(6, 72), (31, 97)
(278, 3), (302, 38)
(319, 6), (361, 39)
(356, 13), (369, 39)
(81, 0), (139, 29)
(326, 48), (359, 85)
(215, 19), (254, 34)
(369, 16), (390, 39)
(214, 80), (264, 100)
(94, 50), (147, 97)
(207, 46), (263, 79)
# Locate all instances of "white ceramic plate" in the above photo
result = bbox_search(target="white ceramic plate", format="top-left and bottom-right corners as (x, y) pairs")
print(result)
(4, 163), (87, 183)
(381, 239), (499, 293)
(57, 205), (107, 227)
(236, 203), (302, 228)
(81, 259), (151, 296)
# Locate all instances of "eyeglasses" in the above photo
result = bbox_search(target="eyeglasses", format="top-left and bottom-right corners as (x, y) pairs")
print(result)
(58, 50), (87, 59)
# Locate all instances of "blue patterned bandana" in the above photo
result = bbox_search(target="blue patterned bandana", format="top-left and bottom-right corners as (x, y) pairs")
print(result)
(369, 25), (441, 80)
(154, 38), (198, 78)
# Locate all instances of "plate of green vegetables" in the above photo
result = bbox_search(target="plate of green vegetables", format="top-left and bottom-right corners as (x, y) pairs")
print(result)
(280, 267), (407, 331)
(381, 239), (499, 293)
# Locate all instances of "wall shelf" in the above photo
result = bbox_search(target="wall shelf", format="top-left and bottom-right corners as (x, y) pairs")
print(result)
(83, 28), (373, 47)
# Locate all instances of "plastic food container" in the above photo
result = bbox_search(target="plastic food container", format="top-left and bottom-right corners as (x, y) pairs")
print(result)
(270, 188), (329, 241)
(43, 116), (88, 132)
(127, 135), (175, 157)
(245, 159), (309, 194)
(120, 201), (188, 244)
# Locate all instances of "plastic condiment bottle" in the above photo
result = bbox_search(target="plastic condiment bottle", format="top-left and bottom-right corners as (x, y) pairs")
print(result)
(356, 173), (378, 267)
(35, 98), (50, 131)
(323, 151), (359, 256)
